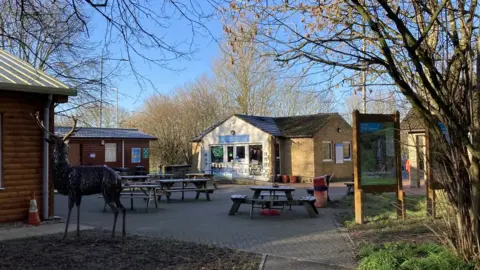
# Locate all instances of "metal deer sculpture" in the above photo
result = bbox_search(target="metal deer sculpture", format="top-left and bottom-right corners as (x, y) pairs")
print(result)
(32, 112), (126, 240)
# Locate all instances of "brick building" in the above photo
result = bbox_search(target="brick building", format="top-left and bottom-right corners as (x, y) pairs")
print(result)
(55, 127), (157, 173)
(191, 113), (353, 182)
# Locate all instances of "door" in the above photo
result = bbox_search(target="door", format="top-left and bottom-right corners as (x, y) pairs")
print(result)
(68, 143), (81, 166)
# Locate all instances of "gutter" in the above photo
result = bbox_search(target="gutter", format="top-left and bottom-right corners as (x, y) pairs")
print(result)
(43, 94), (53, 219)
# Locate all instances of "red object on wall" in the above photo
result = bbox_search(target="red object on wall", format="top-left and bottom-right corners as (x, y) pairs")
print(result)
(313, 175), (328, 208)
(282, 175), (289, 183)
(289, 175), (298, 183)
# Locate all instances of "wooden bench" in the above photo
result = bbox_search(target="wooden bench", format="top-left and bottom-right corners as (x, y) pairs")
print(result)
(298, 196), (318, 218)
(228, 195), (318, 218)
(99, 192), (157, 212)
(229, 194), (248, 215)
(344, 182), (354, 195)
(160, 188), (215, 203)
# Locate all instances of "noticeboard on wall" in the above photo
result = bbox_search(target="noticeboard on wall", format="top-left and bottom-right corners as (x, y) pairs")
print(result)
(359, 122), (396, 186)
(132, 148), (141, 163)
(143, 148), (149, 159)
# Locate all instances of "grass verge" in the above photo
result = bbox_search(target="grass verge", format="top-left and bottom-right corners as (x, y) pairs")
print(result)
(358, 242), (475, 270)
(332, 192), (440, 245)
(331, 192), (476, 268)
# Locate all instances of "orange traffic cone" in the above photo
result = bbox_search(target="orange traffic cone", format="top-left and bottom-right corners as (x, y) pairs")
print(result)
(28, 192), (41, 226)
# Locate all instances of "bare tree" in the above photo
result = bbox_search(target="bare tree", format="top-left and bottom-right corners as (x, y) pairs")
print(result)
(126, 76), (225, 168)
(56, 105), (130, 128)
(224, 0), (480, 261)
(214, 25), (278, 115)
(0, 0), (216, 112)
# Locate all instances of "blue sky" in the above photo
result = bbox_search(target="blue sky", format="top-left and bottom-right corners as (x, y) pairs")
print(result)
(89, 7), (224, 112)
(85, 4), (369, 116)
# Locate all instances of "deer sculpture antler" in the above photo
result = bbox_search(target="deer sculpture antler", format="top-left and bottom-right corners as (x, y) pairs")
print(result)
(31, 111), (79, 141)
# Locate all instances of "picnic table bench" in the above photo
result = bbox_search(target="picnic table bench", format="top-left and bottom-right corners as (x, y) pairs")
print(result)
(147, 173), (175, 179)
(155, 178), (215, 203)
(120, 175), (151, 182)
(185, 173), (218, 188)
(344, 182), (354, 195)
(99, 183), (161, 212)
(228, 186), (318, 219)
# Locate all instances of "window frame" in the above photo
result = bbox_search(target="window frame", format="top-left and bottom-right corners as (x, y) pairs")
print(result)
(322, 141), (333, 162)
(210, 145), (224, 163)
(104, 143), (117, 162)
(343, 141), (352, 161)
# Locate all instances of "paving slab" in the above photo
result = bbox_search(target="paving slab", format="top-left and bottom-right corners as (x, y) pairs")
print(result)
(0, 223), (94, 241)
(54, 184), (357, 268)
(262, 255), (354, 270)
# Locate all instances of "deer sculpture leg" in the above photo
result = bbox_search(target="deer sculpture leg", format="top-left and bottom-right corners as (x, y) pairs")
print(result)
(114, 195), (126, 237)
(75, 194), (82, 238)
(63, 195), (75, 241)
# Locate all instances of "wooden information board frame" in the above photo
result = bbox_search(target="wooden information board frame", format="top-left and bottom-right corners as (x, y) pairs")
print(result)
(353, 110), (405, 224)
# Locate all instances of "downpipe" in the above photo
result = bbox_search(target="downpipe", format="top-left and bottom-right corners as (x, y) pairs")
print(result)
(43, 94), (52, 220)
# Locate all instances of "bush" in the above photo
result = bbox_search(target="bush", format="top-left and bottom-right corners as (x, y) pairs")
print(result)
(358, 242), (475, 270)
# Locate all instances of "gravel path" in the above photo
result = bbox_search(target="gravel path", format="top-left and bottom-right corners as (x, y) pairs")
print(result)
(0, 229), (260, 270)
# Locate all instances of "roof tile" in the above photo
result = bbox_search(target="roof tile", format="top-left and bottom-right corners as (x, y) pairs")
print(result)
(55, 127), (157, 140)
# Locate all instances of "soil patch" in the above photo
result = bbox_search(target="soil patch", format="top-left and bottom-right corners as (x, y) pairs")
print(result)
(0, 229), (260, 270)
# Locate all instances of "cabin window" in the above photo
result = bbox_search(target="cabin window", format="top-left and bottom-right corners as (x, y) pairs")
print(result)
(343, 141), (352, 160)
(322, 141), (333, 161)
(105, 143), (117, 162)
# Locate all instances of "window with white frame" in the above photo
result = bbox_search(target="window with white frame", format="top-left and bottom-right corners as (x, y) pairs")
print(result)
(322, 141), (333, 161)
(105, 143), (117, 162)
(343, 141), (352, 160)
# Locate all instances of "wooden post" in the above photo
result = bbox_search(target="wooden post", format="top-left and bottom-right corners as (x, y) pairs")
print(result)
(395, 111), (406, 219)
(425, 128), (436, 217)
(353, 110), (364, 224)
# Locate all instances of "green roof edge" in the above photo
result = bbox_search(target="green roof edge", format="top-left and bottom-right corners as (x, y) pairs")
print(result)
(0, 82), (77, 96)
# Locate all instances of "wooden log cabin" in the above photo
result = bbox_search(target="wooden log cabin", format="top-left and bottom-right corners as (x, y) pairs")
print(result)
(54, 127), (157, 174)
(0, 49), (76, 222)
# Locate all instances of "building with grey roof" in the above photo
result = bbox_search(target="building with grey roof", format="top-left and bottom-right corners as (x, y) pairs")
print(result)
(191, 113), (353, 182)
(55, 126), (157, 173)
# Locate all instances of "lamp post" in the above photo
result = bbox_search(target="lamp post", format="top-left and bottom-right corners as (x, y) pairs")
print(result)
(99, 57), (128, 127)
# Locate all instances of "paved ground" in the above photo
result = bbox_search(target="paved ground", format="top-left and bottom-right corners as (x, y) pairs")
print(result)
(54, 184), (356, 269)
(0, 223), (93, 241)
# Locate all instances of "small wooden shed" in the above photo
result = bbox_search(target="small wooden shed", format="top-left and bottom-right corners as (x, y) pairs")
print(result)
(54, 127), (157, 173)
(0, 49), (76, 222)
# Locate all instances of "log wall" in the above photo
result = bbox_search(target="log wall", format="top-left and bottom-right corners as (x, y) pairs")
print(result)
(0, 91), (54, 222)
(67, 139), (151, 172)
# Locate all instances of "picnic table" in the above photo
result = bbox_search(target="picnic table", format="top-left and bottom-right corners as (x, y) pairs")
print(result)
(147, 173), (175, 179)
(155, 178), (214, 203)
(101, 183), (161, 212)
(185, 173), (218, 188)
(120, 175), (150, 182)
(228, 185), (318, 219)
